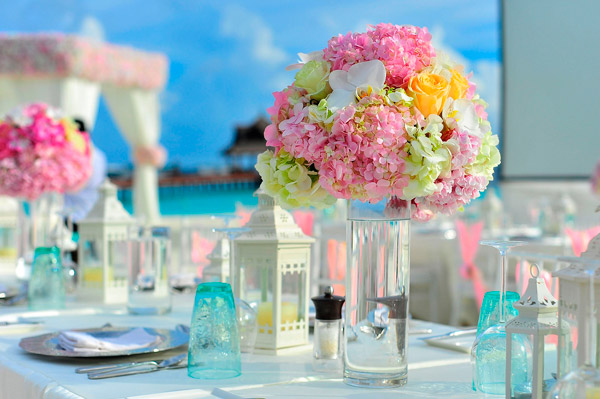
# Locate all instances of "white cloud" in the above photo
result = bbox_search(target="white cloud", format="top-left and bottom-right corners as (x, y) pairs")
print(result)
(219, 5), (287, 65)
(79, 16), (105, 42)
(430, 25), (501, 132)
(471, 60), (501, 130)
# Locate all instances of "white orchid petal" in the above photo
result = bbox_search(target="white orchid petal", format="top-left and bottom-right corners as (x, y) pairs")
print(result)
(329, 70), (355, 91)
(298, 51), (323, 64)
(347, 60), (387, 90)
(285, 63), (304, 71)
(327, 89), (356, 112)
(286, 51), (324, 71)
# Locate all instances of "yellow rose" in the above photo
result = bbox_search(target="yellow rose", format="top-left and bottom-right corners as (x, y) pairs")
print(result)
(61, 119), (87, 154)
(407, 72), (449, 117)
(448, 69), (469, 100)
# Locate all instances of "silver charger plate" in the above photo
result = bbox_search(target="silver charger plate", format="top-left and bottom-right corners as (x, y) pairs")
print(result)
(19, 326), (189, 358)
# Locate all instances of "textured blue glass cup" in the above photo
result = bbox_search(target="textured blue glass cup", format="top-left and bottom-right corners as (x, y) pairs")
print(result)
(476, 290), (520, 336)
(28, 246), (65, 310)
(188, 282), (241, 379)
(471, 290), (522, 392)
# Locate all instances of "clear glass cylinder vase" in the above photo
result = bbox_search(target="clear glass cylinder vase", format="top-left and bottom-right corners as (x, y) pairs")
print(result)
(344, 197), (411, 387)
(16, 192), (63, 277)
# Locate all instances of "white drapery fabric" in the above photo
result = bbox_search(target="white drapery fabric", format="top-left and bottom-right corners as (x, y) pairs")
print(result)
(0, 35), (168, 223)
(0, 77), (101, 130)
(102, 85), (161, 224)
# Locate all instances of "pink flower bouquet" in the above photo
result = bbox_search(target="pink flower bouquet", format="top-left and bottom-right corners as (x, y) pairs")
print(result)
(0, 103), (92, 200)
(256, 24), (501, 220)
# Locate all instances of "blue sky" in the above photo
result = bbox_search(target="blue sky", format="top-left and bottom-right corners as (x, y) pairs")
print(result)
(2, 0), (500, 171)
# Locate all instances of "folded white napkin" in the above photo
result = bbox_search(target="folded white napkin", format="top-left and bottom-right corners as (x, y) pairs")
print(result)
(58, 328), (160, 352)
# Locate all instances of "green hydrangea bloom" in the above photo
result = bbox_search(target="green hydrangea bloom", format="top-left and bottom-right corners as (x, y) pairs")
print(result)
(402, 115), (452, 199)
(307, 99), (334, 129)
(255, 150), (337, 209)
(465, 131), (501, 180)
(386, 88), (414, 107)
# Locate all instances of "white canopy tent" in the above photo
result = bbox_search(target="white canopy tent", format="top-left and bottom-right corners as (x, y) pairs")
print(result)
(0, 34), (169, 223)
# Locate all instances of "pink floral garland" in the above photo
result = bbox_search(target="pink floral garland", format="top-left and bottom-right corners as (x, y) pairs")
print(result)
(0, 34), (168, 90)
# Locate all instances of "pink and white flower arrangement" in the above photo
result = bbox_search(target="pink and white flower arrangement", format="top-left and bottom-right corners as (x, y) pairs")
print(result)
(256, 24), (500, 220)
(0, 103), (92, 200)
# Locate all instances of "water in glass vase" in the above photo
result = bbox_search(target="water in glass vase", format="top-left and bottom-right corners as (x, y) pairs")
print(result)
(344, 213), (410, 387)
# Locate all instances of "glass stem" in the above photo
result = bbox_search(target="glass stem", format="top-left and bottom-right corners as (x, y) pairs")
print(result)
(499, 250), (507, 323)
(585, 269), (595, 366)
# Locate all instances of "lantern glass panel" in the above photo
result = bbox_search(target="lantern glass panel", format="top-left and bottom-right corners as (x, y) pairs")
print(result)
(107, 240), (128, 285)
(82, 239), (102, 283)
(560, 317), (578, 375)
(0, 226), (16, 259)
(281, 269), (306, 325)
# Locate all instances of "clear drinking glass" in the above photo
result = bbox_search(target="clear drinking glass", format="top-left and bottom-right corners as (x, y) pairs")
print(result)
(188, 282), (241, 379)
(126, 227), (172, 315)
(235, 297), (257, 353)
(550, 262), (600, 399)
(344, 197), (410, 387)
(28, 246), (65, 310)
(211, 226), (250, 286)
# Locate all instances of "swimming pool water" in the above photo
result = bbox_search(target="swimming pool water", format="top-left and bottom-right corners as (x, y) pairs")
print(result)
(119, 187), (259, 215)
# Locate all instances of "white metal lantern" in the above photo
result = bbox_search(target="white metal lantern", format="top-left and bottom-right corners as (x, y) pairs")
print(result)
(202, 236), (230, 283)
(77, 179), (135, 304)
(553, 238), (600, 377)
(505, 265), (568, 399)
(232, 191), (314, 354)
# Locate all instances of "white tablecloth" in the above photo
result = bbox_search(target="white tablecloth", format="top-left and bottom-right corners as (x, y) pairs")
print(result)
(0, 295), (484, 399)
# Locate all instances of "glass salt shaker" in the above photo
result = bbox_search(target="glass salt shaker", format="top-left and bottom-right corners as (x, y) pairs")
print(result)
(311, 286), (345, 373)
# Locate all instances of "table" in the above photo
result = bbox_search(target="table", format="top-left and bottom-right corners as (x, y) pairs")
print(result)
(0, 294), (484, 399)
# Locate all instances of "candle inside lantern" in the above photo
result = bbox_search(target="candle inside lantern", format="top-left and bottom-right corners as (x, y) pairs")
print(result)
(587, 387), (600, 399)
(83, 267), (104, 283)
(257, 301), (298, 331)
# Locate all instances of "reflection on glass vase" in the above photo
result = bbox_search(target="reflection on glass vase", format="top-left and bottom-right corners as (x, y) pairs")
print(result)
(344, 197), (411, 387)
(16, 192), (63, 277)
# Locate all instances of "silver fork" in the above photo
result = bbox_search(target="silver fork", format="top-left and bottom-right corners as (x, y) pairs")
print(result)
(87, 353), (187, 379)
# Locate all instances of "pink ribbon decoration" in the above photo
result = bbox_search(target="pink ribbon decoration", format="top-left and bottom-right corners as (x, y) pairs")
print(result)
(235, 207), (252, 227)
(565, 226), (600, 256)
(327, 239), (346, 296)
(191, 232), (216, 278)
(292, 210), (315, 236)
(456, 220), (487, 309)
(133, 145), (167, 167)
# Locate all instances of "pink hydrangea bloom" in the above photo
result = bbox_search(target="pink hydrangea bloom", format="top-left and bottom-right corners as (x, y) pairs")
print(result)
(318, 94), (411, 202)
(323, 23), (435, 88)
(419, 171), (488, 215)
(447, 128), (482, 170)
(0, 103), (92, 200)
(258, 25), (501, 218)
(264, 85), (309, 153)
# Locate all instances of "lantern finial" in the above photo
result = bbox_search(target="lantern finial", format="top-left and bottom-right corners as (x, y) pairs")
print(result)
(514, 264), (557, 314)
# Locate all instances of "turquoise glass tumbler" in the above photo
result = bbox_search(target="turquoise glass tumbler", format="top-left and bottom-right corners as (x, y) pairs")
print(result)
(476, 290), (520, 336)
(188, 282), (241, 379)
(28, 246), (65, 310)
(471, 290), (522, 393)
